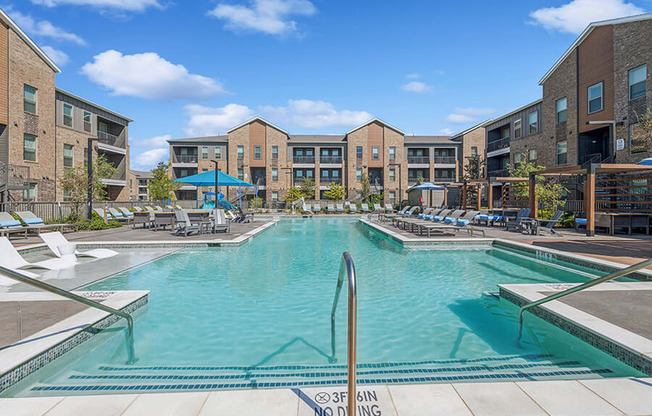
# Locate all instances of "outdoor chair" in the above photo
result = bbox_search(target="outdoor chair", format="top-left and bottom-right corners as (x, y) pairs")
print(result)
(373, 204), (383, 212)
(132, 211), (153, 229)
(313, 204), (322, 213)
(530, 210), (565, 236)
(350, 205), (357, 213)
(0, 212), (28, 238)
(361, 203), (370, 212)
(385, 204), (394, 212)
(337, 204), (344, 212)
(15, 211), (78, 235)
(416, 211), (485, 237)
(328, 205), (335, 213)
(0, 236), (76, 271)
(173, 209), (202, 236)
(108, 208), (132, 224)
(505, 208), (531, 232)
(210, 209), (230, 233)
(153, 211), (175, 231)
(40, 232), (118, 259)
(118, 207), (135, 218)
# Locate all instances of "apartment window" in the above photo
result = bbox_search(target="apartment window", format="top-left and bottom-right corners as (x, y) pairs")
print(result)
(24, 85), (37, 114)
(63, 144), (74, 167)
(588, 82), (603, 114)
(356, 169), (362, 182)
(629, 124), (646, 154)
(237, 145), (244, 159)
(98, 121), (107, 134)
(556, 98), (567, 123)
(471, 146), (478, 157)
(272, 168), (278, 181)
(201, 146), (209, 159)
(215, 146), (222, 159)
(23, 183), (37, 202)
(83, 111), (92, 133)
(389, 146), (396, 160)
(272, 146), (278, 160)
(272, 191), (278, 201)
(501, 126), (510, 139)
(356, 146), (363, 159)
(63, 103), (73, 127)
(528, 149), (538, 162)
(372, 146), (379, 160)
(63, 188), (71, 201)
(629, 65), (646, 99)
(237, 168), (244, 180)
(23, 134), (36, 161)
(528, 112), (538, 134)
(389, 168), (396, 182)
(389, 191), (396, 205)
(514, 153), (524, 164)
(513, 119), (522, 139)
(557, 141), (568, 165)
(254, 145), (262, 160)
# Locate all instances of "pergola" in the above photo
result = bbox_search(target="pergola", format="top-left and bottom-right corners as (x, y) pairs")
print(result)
(487, 177), (529, 209)
(529, 163), (652, 236)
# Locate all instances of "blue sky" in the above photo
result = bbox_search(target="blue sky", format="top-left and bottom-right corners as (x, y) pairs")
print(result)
(5, 0), (650, 170)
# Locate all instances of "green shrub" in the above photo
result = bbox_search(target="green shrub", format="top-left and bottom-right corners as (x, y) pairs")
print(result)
(76, 217), (122, 230)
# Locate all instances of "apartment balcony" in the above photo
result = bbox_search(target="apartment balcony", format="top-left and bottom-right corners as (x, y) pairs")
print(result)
(320, 155), (343, 164)
(172, 154), (199, 168)
(487, 137), (511, 155)
(433, 176), (455, 182)
(487, 168), (510, 179)
(407, 156), (430, 164)
(408, 178), (430, 187)
(293, 155), (315, 164)
(319, 177), (342, 184)
(101, 163), (127, 187)
(434, 156), (456, 165)
(1, 163), (30, 191)
(97, 131), (126, 155)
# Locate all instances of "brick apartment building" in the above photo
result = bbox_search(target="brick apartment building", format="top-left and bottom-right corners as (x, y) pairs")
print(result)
(168, 118), (486, 204)
(128, 170), (152, 201)
(0, 8), (132, 203)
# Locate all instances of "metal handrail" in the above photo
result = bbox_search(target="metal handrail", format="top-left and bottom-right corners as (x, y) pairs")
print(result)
(517, 257), (652, 342)
(0, 265), (136, 363)
(330, 252), (357, 416)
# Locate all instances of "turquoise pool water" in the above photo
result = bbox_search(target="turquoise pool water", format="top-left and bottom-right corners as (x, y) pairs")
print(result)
(7, 218), (643, 396)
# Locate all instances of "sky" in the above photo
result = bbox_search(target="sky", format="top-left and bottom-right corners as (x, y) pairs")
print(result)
(5, 0), (650, 170)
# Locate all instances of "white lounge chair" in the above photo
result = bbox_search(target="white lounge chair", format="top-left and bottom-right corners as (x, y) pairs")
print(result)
(350, 204), (357, 213)
(118, 207), (135, 218)
(0, 237), (76, 271)
(40, 232), (118, 259)
(361, 203), (370, 212)
(313, 204), (321, 213)
(373, 204), (383, 212)
(385, 204), (394, 212)
(336, 204), (344, 212)
(15, 211), (77, 234)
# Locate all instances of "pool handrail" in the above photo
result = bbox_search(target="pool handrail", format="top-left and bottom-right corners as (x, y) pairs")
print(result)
(517, 257), (652, 342)
(0, 264), (136, 363)
(330, 252), (357, 416)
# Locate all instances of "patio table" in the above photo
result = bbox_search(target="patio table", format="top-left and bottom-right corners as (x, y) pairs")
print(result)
(595, 212), (650, 235)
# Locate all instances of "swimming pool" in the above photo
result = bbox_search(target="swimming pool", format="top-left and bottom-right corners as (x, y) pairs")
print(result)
(4, 218), (643, 396)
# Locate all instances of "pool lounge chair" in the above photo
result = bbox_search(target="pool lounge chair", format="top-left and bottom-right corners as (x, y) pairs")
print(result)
(349, 204), (357, 213)
(337, 204), (344, 212)
(361, 203), (370, 212)
(173, 209), (202, 236)
(154, 205), (165, 211)
(108, 208), (132, 224)
(0, 212), (28, 238)
(132, 206), (143, 212)
(384, 204), (394, 212)
(505, 208), (531, 232)
(118, 207), (135, 218)
(414, 211), (481, 237)
(0, 237), (76, 270)
(40, 232), (118, 259)
(373, 204), (383, 212)
(15, 211), (78, 235)
(328, 205), (336, 213)
(399, 209), (461, 233)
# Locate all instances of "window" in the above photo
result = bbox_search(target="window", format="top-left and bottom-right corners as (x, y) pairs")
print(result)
(471, 146), (478, 157)
(528, 112), (538, 134)
(23, 183), (37, 202)
(513, 119), (522, 139)
(83, 111), (92, 133)
(389, 191), (396, 205)
(501, 126), (510, 139)
(556, 98), (567, 123)
(629, 65), (646, 99)
(98, 122), (107, 133)
(254, 145), (262, 160)
(272, 146), (278, 160)
(272, 168), (278, 181)
(63, 144), (74, 167)
(629, 124), (646, 154)
(24, 85), (37, 114)
(514, 153), (524, 164)
(63, 188), (71, 201)
(528, 149), (538, 162)
(201, 146), (209, 159)
(557, 141), (568, 165)
(389, 146), (396, 160)
(372, 146), (379, 160)
(23, 134), (36, 161)
(237, 168), (244, 180)
(272, 191), (278, 201)
(356, 169), (362, 182)
(356, 146), (363, 159)
(588, 82), (603, 113)
(215, 147), (222, 159)
(237, 145), (244, 159)
(63, 103), (73, 127)
(389, 168), (396, 182)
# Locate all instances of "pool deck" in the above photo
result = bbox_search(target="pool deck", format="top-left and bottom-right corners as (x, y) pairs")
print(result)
(1, 378), (651, 415)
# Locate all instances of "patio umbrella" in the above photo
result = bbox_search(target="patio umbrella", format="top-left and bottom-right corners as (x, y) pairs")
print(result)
(174, 170), (254, 208)
(637, 157), (652, 166)
(408, 182), (445, 207)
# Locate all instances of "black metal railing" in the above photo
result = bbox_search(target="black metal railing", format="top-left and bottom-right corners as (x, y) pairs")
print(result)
(97, 131), (125, 148)
(434, 156), (456, 164)
(173, 154), (198, 163)
(487, 137), (510, 153)
(320, 155), (343, 164)
(407, 156), (429, 164)
(320, 177), (342, 184)
(293, 155), (315, 163)
(487, 168), (510, 178)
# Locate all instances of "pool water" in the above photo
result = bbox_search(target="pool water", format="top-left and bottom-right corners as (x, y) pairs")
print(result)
(6, 218), (643, 396)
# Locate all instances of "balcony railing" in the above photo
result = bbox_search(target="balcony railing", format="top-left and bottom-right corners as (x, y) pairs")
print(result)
(293, 155), (315, 163)
(408, 178), (430, 186)
(434, 156), (456, 164)
(433, 176), (455, 182)
(320, 155), (343, 164)
(320, 177), (342, 184)
(1, 163), (30, 190)
(487, 168), (510, 178)
(97, 131), (125, 148)
(407, 156), (429, 164)
(252, 177), (266, 186)
(173, 154), (199, 164)
(487, 137), (510, 153)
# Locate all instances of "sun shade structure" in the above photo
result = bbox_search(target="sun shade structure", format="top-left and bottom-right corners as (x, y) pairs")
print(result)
(409, 182), (445, 190)
(638, 157), (652, 166)
(174, 170), (254, 208)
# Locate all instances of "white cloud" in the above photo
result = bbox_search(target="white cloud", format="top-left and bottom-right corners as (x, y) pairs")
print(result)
(132, 134), (172, 147)
(81, 50), (227, 100)
(41, 46), (69, 66)
(529, 0), (645, 34)
(208, 0), (316, 35)
(184, 104), (255, 136)
(7, 9), (86, 44)
(438, 128), (454, 135)
(406, 73), (420, 79)
(30, 0), (163, 12)
(402, 81), (432, 93)
(445, 107), (495, 124)
(259, 99), (372, 129)
(132, 147), (169, 171)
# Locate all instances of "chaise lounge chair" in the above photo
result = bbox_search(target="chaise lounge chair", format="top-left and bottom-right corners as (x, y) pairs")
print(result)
(337, 204), (344, 213)
(373, 204), (383, 212)
(349, 204), (357, 213)
(40, 232), (118, 259)
(0, 212), (28, 238)
(361, 203), (370, 212)
(328, 205), (335, 213)
(15, 211), (78, 235)
(0, 237), (76, 270)
(313, 204), (321, 213)
(416, 211), (485, 237)
(107, 208), (132, 224)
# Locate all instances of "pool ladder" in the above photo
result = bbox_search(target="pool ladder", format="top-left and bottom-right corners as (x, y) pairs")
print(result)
(330, 252), (357, 416)
(517, 257), (652, 342)
(0, 265), (136, 364)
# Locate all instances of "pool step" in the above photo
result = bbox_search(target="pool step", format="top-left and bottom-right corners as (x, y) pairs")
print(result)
(30, 354), (614, 394)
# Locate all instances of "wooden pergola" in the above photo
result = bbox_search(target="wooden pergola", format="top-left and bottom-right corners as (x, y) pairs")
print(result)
(531, 163), (652, 236)
(487, 177), (528, 209)
(442, 181), (485, 210)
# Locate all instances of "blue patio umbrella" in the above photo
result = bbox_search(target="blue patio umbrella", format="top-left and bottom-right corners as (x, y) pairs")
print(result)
(409, 182), (445, 190)
(637, 157), (652, 166)
(174, 170), (254, 208)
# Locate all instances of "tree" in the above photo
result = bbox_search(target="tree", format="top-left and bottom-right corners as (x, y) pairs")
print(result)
(360, 173), (371, 202)
(148, 162), (179, 201)
(299, 178), (315, 200)
(463, 156), (486, 180)
(508, 156), (567, 218)
(60, 154), (116, 221)
(323, 182), (345, 200)
(283, 186), (304, 203)
(632, 109), (652, 154)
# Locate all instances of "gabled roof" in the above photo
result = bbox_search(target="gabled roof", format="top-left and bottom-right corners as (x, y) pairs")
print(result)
(539, 13), (652, 85)
(404, 135), (454, 144)
(0, 8), (61, 73)
(226, 117), (290, 136)
(56, 88), (133, 123)
(345, 118), (405, 136)
(167, 135), (228, 144)
(451, 119), (493, 140)
(486, 99), (542, 126)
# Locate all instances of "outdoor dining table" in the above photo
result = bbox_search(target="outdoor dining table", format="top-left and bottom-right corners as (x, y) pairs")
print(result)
(187, 210), (212, 233)
(595, 212), (650, 235)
